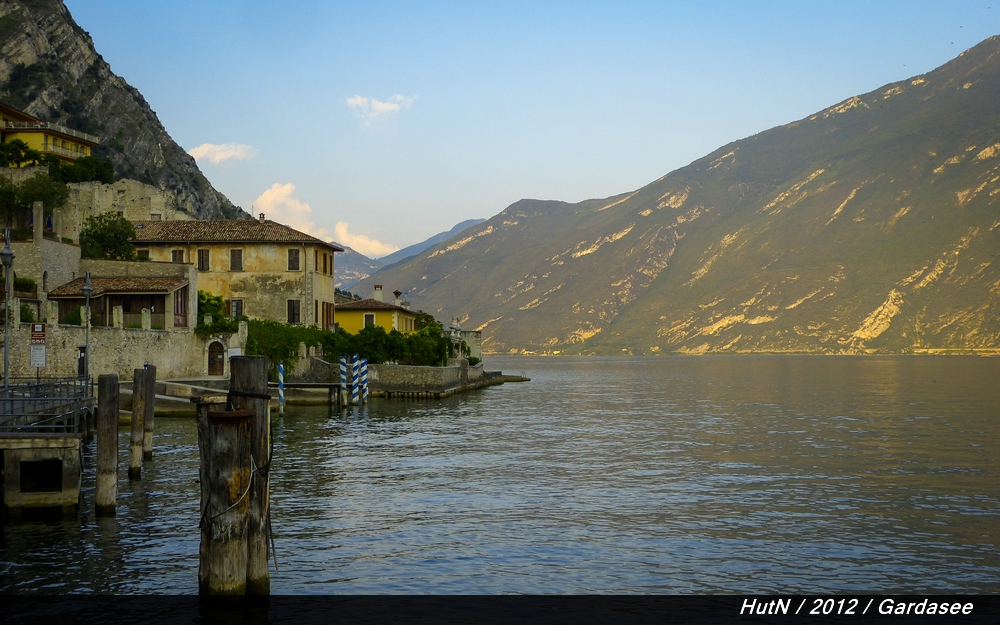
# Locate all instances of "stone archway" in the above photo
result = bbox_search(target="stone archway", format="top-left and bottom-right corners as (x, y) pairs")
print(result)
(208, 341), (225, 376)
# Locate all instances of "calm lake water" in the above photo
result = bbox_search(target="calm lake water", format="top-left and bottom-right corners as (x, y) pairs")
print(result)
(1, 356), (998, 594)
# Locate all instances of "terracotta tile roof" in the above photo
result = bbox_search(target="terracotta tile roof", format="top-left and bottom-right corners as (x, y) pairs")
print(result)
(336, 298), (414, 313)
(132, 219), (344, 251)
(48, 277), (188, 298)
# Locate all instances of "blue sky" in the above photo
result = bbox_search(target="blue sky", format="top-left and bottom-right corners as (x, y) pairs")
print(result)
(64, 1), (1000, 256)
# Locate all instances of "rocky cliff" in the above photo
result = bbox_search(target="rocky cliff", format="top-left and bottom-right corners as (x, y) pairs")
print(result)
(0, 0), (244, 219)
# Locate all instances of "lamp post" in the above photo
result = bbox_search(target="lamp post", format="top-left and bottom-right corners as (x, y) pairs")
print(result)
(82, 270), (92, 379)
(1, 229), (15, 406)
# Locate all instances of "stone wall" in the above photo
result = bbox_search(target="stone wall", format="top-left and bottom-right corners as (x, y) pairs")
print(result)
(7, 320), (243, 380)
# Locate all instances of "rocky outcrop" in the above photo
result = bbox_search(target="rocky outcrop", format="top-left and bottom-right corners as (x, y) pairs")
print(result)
(0, 0), (246, 219)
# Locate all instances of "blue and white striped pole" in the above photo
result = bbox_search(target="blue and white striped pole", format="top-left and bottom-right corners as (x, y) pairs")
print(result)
(360, 358), (369, 404)
(278, 361), (285, 416)
(339, 355), (347, 408)
(351, 354), (360, 405)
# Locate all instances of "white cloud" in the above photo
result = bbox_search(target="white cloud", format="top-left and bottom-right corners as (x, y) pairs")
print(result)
(253, 183), (398, 258)
(334, 222), (399, 258)
(188, 142), (257, 164)
(346, 94), (417, 122)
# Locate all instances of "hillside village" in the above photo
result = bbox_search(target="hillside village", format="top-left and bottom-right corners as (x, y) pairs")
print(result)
(0, 101), (479, 381)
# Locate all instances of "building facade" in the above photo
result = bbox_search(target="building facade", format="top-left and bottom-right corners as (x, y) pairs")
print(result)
(1, 103), (98, 163)
(335, 285), (418, 334)
(131, 215), (342, 328)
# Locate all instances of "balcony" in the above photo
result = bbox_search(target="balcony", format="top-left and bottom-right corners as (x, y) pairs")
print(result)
(2, 120), (99, 144)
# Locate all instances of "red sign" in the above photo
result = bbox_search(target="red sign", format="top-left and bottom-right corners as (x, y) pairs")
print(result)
(30, 323), (45, 345)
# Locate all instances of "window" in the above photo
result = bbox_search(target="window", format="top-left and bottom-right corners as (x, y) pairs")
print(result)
(227, 299), (243, 318)
(198, 249), (210, 271)
(173, 286), (188, 327)
(364, 313), (375, 328)
(230, 249), (243, 271)
(287, 300), (301, 324)
(315, 300), (319, 324)
(137, 249), (150, 261)
(288, 248), (300, 271)
(314, 249), (319, 271)
(149, 213), (162, 221)
(171, 249), (184, 263)
(322, 253), (328, 275)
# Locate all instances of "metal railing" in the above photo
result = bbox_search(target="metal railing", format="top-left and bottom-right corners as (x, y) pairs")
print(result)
(2, 120), (99, 144)
(0, 376), (93, 433)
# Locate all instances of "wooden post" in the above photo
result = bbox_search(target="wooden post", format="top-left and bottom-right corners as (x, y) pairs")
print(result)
(96, 373), (119, 515)
(142, 364), (156, 459)
(198, 402), (253, 595)
(129, 368), (146, 479)
(230, 356), (271, 595)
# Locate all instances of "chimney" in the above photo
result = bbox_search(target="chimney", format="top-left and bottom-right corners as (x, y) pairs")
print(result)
(393, 290), (402, 306)
(373, 285), (383, 302)
(259, 212), (265, 223)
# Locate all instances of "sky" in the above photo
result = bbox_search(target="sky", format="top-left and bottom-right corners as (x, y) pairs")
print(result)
(63, 1), (1000, 257)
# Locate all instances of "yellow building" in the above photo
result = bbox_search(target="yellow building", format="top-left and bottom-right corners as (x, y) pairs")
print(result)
(1, 103), (98, 162)
(335, 285), (418, 334)
(132, 215), (342, 328)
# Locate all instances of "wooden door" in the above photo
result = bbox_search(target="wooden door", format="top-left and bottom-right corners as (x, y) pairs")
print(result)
(208, 342), (225, 376)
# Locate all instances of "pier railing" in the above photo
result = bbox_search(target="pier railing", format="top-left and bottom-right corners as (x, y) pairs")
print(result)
(0, 376), (93, 433)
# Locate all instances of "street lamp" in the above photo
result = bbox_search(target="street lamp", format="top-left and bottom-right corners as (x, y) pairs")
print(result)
(82, 270), (92, 379)
(1, 229), (15, 404)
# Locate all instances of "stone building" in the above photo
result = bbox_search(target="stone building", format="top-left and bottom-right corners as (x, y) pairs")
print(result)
(131, 214), (342, 328)
(56, 178), (193, 243)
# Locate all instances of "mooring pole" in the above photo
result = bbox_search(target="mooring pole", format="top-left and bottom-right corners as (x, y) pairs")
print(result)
(96, 373), (119, 515)
(142, 364), (156, 460)
(361, 358), (369, 404)
(229, 355), (272, 595)
(339, 355), (347, 409)
(351, 354), (361, 406)
(129, 368), (146, 479)
(277, 361), (285, 417)
(198, 400), (252, 594)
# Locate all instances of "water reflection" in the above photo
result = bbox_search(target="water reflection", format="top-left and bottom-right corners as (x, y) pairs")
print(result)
(1, 356), (998, 593)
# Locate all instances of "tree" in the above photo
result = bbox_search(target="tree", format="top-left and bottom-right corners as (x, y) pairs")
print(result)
(49, 155), (114, 184)
(0, 139), (43, 168)
(79, 212), (137, 259)
(0, 172), (69, 230)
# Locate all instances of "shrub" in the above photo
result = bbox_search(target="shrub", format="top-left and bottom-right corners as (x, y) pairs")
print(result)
(20, 303), (34, 322)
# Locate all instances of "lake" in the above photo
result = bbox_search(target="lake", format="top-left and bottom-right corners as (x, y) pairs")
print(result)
(1, 355), (998, 593)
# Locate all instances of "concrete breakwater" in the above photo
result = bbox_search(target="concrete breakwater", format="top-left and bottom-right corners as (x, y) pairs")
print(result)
(115, 361), (529, 418)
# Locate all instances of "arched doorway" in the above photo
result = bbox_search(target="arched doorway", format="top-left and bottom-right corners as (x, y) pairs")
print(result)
(208, 341), (225, 376)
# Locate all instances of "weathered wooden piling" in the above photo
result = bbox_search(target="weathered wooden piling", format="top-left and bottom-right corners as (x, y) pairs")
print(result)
(128, 368), (146, 479)
(197, 356), (271, 595)
(96, 374), (119, 515)
(142, 364), (156, 459)
(198, 403), (253, 594)
(230, 356), (272, 595)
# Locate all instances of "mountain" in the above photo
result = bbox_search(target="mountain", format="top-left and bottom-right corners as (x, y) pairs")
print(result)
(332, 243), (383, 290)
(355, 36), (1000, 355)
(377, 218), (487, 268)
(0, 0), (243, 219)
(334, 218), (487, 289)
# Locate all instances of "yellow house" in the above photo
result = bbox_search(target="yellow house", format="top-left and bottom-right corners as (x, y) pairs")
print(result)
(132, 214), (342, 328)
(336, 285), (418, 334)
(1, 102), (98, 162)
